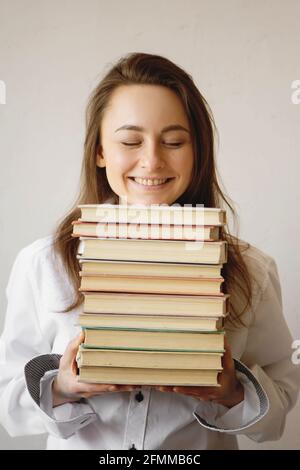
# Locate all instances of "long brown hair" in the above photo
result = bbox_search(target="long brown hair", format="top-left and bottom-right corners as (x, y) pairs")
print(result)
(52, 52), (259, 328)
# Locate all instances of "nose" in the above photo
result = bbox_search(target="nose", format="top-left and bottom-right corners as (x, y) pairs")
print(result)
(140, 142), (165, 171)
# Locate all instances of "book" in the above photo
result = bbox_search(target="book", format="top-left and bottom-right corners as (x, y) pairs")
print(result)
(79, 273), (224, 296)
(83, 292), (229, 316)
(72, 220), (220, 241)
(78, 259), (223, 278)
(77, 238), (227, 264)
(74, 203), (229, 387)
(77, 313), (226, 331)
(76, 346), (223, 369)
(82, 328), (225, 352)
(78, 204), (226, 226)
(77, 366), (221, 386)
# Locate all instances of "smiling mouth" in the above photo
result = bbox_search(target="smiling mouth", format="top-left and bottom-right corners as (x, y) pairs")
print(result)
(128, 177), (175, 187)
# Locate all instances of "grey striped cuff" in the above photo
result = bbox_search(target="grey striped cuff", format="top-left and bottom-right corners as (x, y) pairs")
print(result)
(193, 358), (270, 432)
(24, 354), (62, 405)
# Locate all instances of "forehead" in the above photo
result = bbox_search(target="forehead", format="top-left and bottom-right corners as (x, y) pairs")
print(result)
(101, 84), (189, 131)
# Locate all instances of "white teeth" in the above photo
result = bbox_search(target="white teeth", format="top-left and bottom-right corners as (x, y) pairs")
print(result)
(133, 177), (169, 186)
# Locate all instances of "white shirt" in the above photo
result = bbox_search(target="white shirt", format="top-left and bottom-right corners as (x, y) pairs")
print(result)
(0, 235), (299, 450)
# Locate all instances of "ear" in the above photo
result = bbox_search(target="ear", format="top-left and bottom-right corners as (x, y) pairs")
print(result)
(96, 145), (106, 168)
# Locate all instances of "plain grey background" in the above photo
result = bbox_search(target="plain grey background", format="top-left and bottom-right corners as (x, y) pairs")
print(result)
(0, 0), (299, 449)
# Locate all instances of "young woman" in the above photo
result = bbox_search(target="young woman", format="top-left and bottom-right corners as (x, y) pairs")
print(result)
(0, 52), (299, 450)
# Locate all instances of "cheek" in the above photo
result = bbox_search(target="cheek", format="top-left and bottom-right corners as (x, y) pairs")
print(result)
(176, 155), (193, 181)
(184, 151), (194, 179)
(107, 150), (133, 174)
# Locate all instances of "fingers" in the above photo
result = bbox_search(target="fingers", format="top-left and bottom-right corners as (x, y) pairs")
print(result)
(222, 335), (234, 371)
(173, 385), (217, 395)
(74, 382), (140, 398)
(173, 388), (217, 402)
(156, 385), (219, 401)
(115, 385), (141, 392)
(156, 386), (174, 393)
(76, 384), (117, 397)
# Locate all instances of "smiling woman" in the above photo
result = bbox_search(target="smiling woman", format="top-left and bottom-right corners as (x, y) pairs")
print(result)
(96, 84), (194, 206)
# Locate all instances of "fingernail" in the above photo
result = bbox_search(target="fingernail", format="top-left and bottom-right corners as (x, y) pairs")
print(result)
(109, 386), (116, 391)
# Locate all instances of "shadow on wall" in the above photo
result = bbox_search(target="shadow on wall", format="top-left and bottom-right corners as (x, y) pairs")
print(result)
(0, 424), (47, 450)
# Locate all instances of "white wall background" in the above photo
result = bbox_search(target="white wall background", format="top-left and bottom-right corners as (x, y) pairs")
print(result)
(0, 0), (299, 450)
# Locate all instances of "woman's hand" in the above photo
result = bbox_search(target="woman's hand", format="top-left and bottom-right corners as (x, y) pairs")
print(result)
(52, 332), (140, 407)
(154, 336), (244, 408)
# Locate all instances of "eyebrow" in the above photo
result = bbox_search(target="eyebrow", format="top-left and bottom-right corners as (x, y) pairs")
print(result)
(115, 124), (190, 134)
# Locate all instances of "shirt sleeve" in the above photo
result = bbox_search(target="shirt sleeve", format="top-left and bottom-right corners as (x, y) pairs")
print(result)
(0, 246), (96, 439)
(24, 354), (97, 439)
(39, 369), (93, 422)
(193, 257), (300, 441)
(193, 358), (269, 432)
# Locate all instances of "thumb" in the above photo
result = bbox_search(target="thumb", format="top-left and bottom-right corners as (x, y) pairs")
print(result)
(63, 331), (85, 366)
(222, 335), (234, 371)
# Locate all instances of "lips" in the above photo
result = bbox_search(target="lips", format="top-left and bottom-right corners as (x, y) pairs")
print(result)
(128, 177), (174, 180)
(127, 176), (175, 190)
(128, 177), (174, 183)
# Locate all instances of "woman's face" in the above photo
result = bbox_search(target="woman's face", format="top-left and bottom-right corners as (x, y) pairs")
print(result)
(97, 84), (194, 206)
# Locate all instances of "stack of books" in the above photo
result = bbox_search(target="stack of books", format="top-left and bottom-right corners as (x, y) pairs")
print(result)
(73, 204), (229, 387)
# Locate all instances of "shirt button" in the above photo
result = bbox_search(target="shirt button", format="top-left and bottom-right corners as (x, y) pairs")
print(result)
(135, 391), (144, 402)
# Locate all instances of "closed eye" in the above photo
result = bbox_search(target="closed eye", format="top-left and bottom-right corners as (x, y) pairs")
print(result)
(121, 142), (140, 146)
(165, 142), (183, 147)
(121, 142), (183, 147)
